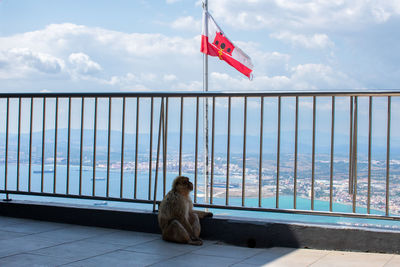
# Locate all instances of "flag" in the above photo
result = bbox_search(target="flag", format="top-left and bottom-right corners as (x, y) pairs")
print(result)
(201, 10), (253, 79)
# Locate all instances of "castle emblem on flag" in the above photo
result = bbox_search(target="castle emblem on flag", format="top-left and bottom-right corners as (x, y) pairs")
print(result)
(213, 32), (234, 56)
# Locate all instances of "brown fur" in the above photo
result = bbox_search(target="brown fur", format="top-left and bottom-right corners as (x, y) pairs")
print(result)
(158, 176), (213, 245)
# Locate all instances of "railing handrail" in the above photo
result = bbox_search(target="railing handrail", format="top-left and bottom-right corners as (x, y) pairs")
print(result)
(1, 90), (400, 98)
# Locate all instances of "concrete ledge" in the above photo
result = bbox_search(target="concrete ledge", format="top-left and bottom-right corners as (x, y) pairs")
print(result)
(200, 217), (400, 254)
(0, 200), (399, 254)
(0, 200), (161, 234)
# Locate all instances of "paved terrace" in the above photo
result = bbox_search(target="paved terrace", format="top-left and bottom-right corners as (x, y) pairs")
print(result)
(0, 216), (399, 267)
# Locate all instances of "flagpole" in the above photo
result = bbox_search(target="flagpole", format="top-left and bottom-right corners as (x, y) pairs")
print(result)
(203, 0), (209, 206)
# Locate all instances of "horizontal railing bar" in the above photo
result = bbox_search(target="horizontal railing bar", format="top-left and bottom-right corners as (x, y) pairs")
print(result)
(1, 90), (400, 98)
(193, 203), (400, 222)
(0, 190), (157, 205)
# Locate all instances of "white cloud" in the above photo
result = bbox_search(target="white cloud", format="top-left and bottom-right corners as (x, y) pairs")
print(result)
(248, 49), (290, 76)
(176, 80), (203, 91)
(107, 73), (137, 86)
(109, 74), (150, 91)
(270, 32), (334, 49)
(210, 72), (290, 91)
(68, 53), (102, 75)
(163, 74), (178, 82)
(0, 23), (364, 92)
(170, 16), (201, 32)
(0, 23), (201, 91)
(289, 63), (360, 90)
(209, 63), (361, 91)
(0, 48), (64, 79)
(97, 72), (150, 91)
(166, 0), (181, 4)
(208, 0), (400, 31)
(0, 23), (198, 59)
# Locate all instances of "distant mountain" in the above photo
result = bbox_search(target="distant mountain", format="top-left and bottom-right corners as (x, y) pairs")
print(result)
(0, 128), (399, 162)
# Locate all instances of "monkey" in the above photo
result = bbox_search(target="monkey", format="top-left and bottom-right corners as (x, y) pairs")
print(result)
(158, 176), (213, 245)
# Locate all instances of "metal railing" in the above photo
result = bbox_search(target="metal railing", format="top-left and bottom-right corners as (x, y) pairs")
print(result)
(0, 91), (399, 221)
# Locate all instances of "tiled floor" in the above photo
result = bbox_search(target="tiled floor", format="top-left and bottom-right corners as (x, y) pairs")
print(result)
(0, 216), (398, 267)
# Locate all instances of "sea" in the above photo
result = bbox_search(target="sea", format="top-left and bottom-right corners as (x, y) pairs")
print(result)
(1, 163), (400, 231)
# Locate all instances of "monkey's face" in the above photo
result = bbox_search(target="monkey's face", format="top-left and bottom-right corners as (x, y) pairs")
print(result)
(173, 176), (193, 194)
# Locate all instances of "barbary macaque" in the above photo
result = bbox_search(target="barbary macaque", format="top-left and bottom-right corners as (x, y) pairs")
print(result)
(158, 176), (213, 245)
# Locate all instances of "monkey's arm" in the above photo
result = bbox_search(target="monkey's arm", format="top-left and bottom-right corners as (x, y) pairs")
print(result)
(192, 210), (213, 219)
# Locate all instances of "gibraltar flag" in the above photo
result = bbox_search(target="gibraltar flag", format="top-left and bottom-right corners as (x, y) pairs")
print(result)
(201, 10), (253, 79)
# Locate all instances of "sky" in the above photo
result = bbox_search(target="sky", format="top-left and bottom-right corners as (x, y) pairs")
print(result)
(0, 0), (400, 93)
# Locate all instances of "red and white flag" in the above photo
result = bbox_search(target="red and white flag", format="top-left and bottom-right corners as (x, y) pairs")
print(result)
(201, 10), (253, 79)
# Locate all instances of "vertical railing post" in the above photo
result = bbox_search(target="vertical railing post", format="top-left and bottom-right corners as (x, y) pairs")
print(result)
(163, 97), (169, 197)
(386, 96), (391, 216)
(106, 97), (112, 197)
(352, 96), (358, 213)
(53, 97), (59, 194)
(348, 96), (354, 194)
(311, 96), (316, 210)
(367, 96), (373, 214)
(294, 96), (299, 209)
(17, 98), (22, 192)
(226, 96), (231, 206)
(148, 97), (154, 200)
(276, 96), (281, 208)
(3, 97), (10, 201)
(242, 96), (247, 207)
(28, 98), (34, 192)
(66, 97), (72, 194)
(120, 97), (126, 198)
(329, 96), (335, 212)
(41, 97), (46, 192)
(79, 97), (85, 196)
(153, 97), (165, 212)
(194, 97), (200, 203)
(92, 97), (98, 196)
(179, 97), (184, 176)
(134, 97), (140, 199)
(210, 96), (215, 204)
(258, 97), (264, 208)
